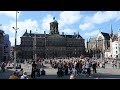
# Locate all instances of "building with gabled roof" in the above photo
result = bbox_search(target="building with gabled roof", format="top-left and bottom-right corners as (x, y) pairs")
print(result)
(87, 24), (115, 58)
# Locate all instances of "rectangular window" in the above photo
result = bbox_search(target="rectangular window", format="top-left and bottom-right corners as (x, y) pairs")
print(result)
(116, 47), (117, 49)
(116, 51), (117, 54)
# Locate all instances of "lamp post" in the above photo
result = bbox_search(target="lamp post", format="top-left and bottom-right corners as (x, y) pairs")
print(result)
(44, 31), (46, 59)
(13, 11), (19, 69)
(45, 36), (46, 59)
(33, 30), (37, 61)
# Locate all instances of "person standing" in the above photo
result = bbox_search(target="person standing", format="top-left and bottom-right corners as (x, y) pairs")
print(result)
(36, 60), (41, 77)
(85, 59), (91, 77)
(20, 72), (29, 79)
(18, 68), (24, 77)
(92, 61), (97, 73)
(31, 61), (37, 79)
(1, 62), (6, 72)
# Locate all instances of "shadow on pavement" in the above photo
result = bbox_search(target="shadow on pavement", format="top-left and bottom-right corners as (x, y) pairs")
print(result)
(92, 73), (120, 79)
(33, 73), (120, 79)
(32, 74), (100, 79)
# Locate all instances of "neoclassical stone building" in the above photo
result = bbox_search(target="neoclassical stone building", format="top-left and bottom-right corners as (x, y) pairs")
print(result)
(19, 17), (85, 60)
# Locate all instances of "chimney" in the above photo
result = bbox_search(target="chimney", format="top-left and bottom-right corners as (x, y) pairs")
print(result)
(74, 32), (76, 35)
(77, 32), (79, 38)
(62, 32), (64, 35)
(30, 30), (31, 34)
(26, 29), (27, 33)
(44, 31), (46, 35)
(44, 31), (46, 37)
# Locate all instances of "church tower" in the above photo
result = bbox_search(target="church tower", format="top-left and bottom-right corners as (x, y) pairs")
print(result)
(49, 17), (59, 35)
(110, 24), (113, 38)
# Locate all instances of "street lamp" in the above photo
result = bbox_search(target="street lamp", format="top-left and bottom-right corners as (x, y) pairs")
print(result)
(44, 31), (46, 59)
(13, 11), (19, 69)
(33, 29), (37, 62)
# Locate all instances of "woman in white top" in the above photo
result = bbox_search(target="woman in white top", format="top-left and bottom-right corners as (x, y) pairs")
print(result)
(72, 67), (77, 76)
(20, 72), (29, 79)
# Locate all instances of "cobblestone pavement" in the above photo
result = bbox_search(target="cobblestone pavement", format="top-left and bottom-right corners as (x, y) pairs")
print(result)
(1, 63), (120, 79)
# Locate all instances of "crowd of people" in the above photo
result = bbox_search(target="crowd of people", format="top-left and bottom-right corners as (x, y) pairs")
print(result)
(0, 57), (119, 79)
(8, 59), (46, 79)
(49, 58), (98, 78)
(31, 60), (46, 79)
(9, 68), (29, 79)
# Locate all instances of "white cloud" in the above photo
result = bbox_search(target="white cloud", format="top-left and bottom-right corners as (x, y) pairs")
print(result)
(79, 11), (120, 31)
(41, 14), (53, 34)
(3, 19), (39, 34)
(40, 12), (82, 35)
(9, 37), (15, 46)
(3, 19), (39, 46)
(79, 23), (94, 31)
(60, 28), (75, 35)
(58, 11), (82, 29)
(9, 35), (21, 46)
(0, 11), (21, 19)
(85, 11), (120, 24)
(85, 30), (99, 37)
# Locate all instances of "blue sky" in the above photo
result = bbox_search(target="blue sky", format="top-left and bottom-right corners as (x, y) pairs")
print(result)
(0, 11), (120, 46)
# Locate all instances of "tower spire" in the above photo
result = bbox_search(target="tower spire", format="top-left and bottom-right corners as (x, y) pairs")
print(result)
(26, 29), (27, 33)
(110, 24), (113, 37)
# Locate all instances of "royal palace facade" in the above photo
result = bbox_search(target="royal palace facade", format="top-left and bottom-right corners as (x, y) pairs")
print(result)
(18, 17), (85, 60)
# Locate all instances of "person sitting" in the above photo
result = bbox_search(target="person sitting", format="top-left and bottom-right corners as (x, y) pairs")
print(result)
(41, 68), (46, 75)
(18, 69), (24, 77)
(9, 72), (19, 79)
(20, 72), (29, 79)
(15, 69), (19, 76)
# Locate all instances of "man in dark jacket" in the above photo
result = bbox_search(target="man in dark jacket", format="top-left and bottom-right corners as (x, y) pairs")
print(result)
(92, 61), (97, 73)
(31, 61), (37, 79)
